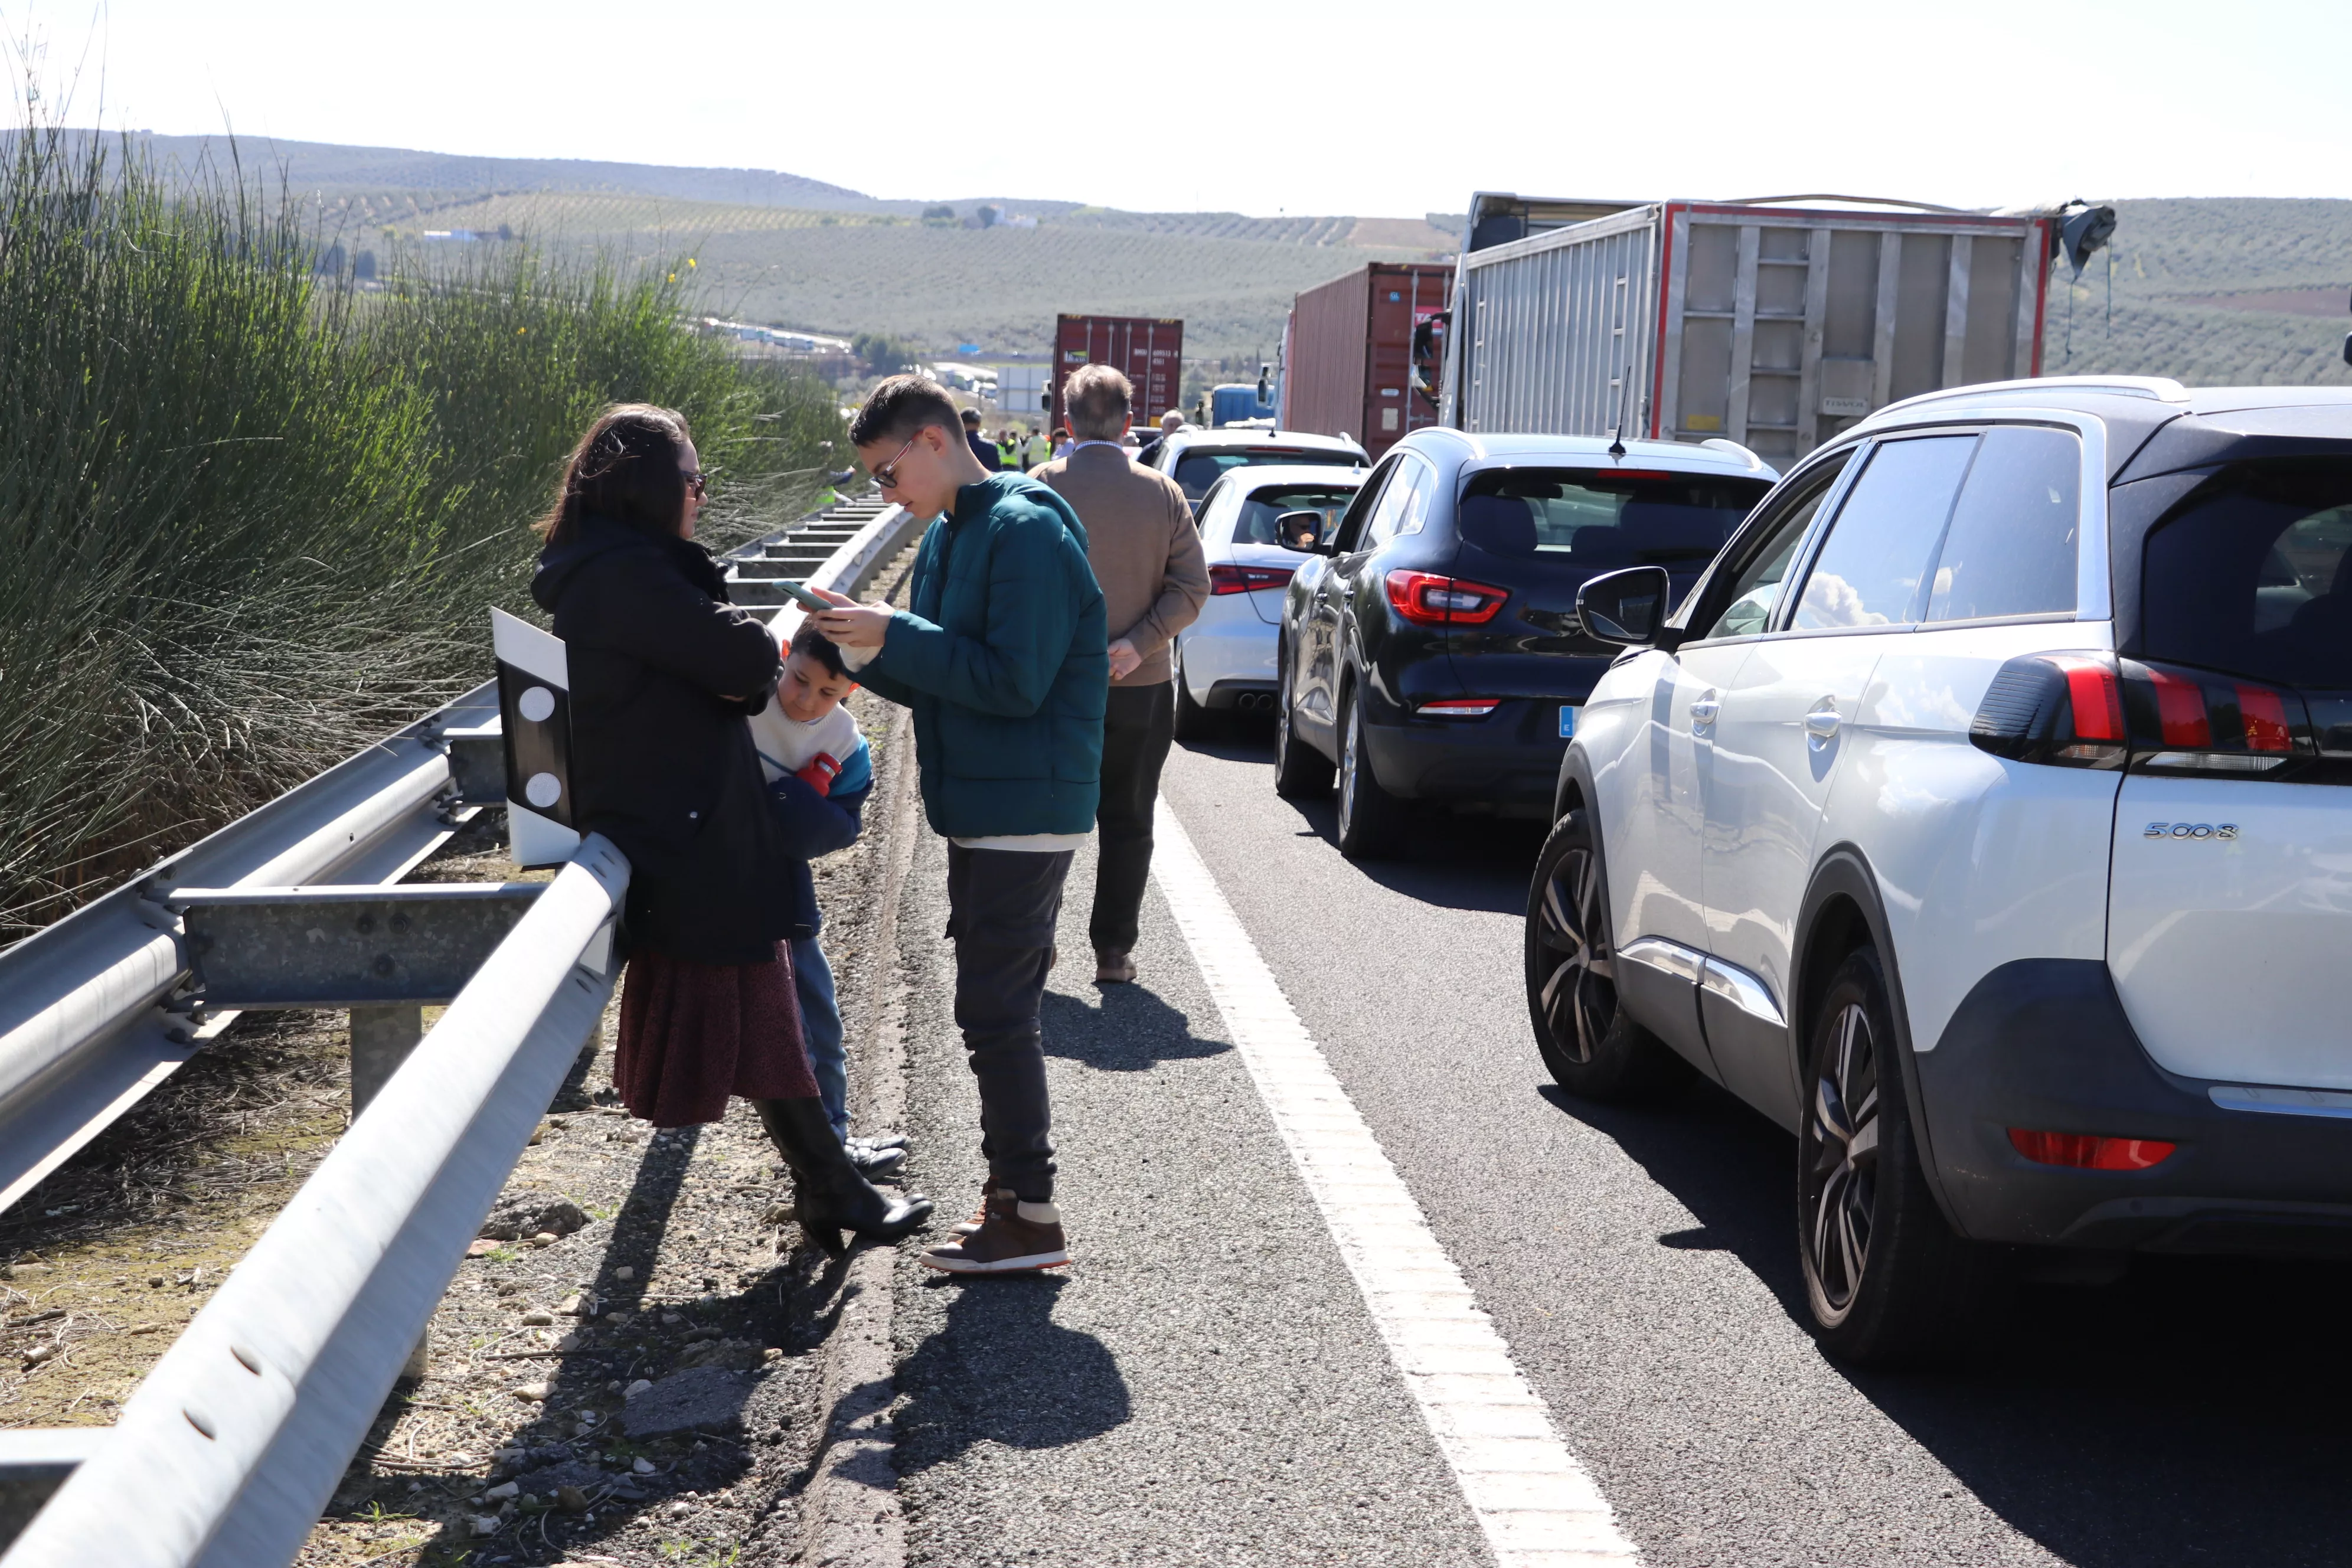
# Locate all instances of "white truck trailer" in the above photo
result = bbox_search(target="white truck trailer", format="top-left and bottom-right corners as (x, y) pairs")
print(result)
(1433, 192), (2113, 466)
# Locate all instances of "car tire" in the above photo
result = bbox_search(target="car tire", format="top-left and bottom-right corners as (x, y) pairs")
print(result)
(1272, 639), (1333, 799)
(1335, 683), (1406, 860)
(1524, 809), (1692, 1100)
(1172, 642), (1217, 743)
(1798, 945), (1999, 1367)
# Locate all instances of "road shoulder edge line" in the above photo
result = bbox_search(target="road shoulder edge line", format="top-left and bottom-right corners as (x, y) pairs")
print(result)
(1153, 801), (1641, 1568)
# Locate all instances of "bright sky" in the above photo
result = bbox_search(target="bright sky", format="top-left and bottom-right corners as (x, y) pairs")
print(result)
(7, 0), (2347, 216)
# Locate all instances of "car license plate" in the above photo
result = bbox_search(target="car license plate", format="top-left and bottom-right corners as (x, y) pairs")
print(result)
(1559, 705), (1577, 738)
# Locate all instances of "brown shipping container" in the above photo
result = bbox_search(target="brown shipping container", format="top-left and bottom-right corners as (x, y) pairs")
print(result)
(1050, 314), (1184, 432)
(1282, 264), (1452, 459)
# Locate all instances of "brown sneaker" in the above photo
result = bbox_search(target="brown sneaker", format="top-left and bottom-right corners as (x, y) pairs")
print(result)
(921, 1201), (1070, 1274)
(1095, 949), (1136, 985)
(951, 1184), (1015, 1237)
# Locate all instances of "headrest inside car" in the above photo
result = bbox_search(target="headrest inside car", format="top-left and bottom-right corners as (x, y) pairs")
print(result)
(1460, 493), (1537, 556)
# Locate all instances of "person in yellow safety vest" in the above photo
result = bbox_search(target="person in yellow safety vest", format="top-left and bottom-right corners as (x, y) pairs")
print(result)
(1023, 427), (1054, 471)
(996, 429), (1021, 470)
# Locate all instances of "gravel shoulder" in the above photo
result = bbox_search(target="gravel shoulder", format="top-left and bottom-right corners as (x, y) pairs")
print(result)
(4, 674), (920, 1568)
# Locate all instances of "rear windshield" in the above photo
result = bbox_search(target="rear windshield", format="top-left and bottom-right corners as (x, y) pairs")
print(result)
(2142, 460), (2352, 688)
(1457, 468), (1773, 565)
(1234, 484), (1359, 547)
(1172, 449), (1357, 503)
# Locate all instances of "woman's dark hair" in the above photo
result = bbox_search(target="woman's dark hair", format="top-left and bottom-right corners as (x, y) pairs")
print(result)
(535, 403), (692, 544)
(788, 625), (850, 679)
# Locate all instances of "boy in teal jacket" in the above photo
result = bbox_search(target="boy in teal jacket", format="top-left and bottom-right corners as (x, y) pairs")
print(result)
(814, 375), (1108, 1275)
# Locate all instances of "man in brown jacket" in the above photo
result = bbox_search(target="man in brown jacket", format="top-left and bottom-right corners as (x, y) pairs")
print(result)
(1036, 364), (1210, 984)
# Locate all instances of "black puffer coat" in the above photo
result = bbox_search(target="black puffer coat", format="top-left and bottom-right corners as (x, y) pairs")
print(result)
(530, 515), (790, 964)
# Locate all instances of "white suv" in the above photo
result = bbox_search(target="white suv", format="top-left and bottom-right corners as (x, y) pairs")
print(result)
(1527, 377), (2352, 1364)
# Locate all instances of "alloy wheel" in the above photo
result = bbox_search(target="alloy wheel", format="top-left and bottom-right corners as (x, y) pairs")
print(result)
(1533, 843), (1614, 1064)
(1805, 1000), (1881, 1319)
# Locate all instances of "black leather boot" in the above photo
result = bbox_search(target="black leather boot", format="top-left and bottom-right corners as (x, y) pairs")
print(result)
(752, 1097), (933, 1258)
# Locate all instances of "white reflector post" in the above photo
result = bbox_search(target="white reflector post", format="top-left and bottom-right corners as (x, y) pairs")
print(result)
(489, 609), (577, 868)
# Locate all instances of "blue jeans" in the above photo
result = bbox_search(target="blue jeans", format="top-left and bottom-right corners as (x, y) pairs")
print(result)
(792, 935), (848, 1140)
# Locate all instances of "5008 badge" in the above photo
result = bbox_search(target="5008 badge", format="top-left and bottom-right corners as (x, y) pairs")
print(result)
(2145, 822), (2239, 840)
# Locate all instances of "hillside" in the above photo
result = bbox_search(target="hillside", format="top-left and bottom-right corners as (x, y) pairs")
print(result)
(80, 132), (2352, 384)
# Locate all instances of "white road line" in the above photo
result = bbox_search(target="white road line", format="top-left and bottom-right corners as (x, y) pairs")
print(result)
(1152, 805), (1640, 1568)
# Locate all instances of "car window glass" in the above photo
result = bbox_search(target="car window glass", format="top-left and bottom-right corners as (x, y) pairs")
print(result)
(1924, 426), (2081, 621)
(1234, 484), (1360, 547)
(1793, 435), (1977, 630)
(2143, 459), (2352, 688)
(1328, 460), (1396, 554)
(1697, 454), (1851, 639)
(1396, 462), (1441, 536)
(1460, 469), (1773, 564)
(1195, 479), (1233, 538)
(1171, 447), (1356, 504)
(1365, 459), (1427, 548)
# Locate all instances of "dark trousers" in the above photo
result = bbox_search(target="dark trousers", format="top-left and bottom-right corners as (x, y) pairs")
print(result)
(945, 843), (1074, 1203)
(1089, 681), (1175, 954)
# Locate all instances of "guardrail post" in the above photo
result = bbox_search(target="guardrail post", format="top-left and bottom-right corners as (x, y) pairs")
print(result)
(350, 1005), (432, 1381)
(348, 1006), (426, 1118)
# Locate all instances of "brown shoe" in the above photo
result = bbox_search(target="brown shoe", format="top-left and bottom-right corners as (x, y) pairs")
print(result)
(1095, 949), (1136, 985)
(921, 1201), (1070, 1274)
(951, 1184), (1015, 1237)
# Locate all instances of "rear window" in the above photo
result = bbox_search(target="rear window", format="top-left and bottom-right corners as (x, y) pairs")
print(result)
(1172, 449), (1358, 503)
(1234, 484), (1359, 547)
(1456, 468), (1771, 564)
(2142, 459), (2352, 689)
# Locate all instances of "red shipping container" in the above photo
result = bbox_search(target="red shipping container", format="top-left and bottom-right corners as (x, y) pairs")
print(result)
(1281, 264), (1452, 459)
(1050, 314), (1184, 433)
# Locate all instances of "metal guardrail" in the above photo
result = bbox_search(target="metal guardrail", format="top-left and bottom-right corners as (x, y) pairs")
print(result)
(0, 493), (919, 1564)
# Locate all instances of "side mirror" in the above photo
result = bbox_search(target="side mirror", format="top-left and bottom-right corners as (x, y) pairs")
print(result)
(1275, 509), (1329, 554)
(1577, 566), (1671, 645)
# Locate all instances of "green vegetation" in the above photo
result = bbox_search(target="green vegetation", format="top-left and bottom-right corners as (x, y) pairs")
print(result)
(0, 122), (839, 935)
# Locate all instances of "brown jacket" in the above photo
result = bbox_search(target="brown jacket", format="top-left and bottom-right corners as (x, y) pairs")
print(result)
(1037, 443), (1209, 687)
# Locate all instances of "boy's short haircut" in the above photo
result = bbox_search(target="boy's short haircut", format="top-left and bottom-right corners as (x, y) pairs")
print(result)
(1063, 364), (1132, 441)
(789, 625), (852, 680)
(849, 374), (965, 449)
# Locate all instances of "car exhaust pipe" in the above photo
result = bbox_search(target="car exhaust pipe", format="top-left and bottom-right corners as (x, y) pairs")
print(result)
(1233, 692), (1275, 714)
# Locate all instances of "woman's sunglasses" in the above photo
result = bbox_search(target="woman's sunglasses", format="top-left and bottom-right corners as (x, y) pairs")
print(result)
(682, 469), (707, 498)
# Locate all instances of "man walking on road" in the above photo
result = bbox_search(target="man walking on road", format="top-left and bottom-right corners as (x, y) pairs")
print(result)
(1135, 407), (1186, 468)
(961, 406), (1002, 471)
(815, 375), (1108, 1275)
(1035, 365), (1208, 985)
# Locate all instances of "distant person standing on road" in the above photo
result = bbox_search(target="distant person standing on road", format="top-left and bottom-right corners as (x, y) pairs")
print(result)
(996, 427), (1021, 470)
(529, 404), (930, 1256)
(1135, 407), (1185, 467)
(961, 406), (1002, 471)
(1035, 366), (1208, 985)
(814, 374), (1108, 1275)
(1050, 425), (1074, 460)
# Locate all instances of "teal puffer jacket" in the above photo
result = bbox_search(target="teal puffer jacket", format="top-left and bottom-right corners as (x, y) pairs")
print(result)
(858, 475), (1109, 837)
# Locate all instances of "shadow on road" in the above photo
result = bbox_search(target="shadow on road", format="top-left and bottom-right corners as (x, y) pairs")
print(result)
(895, 1275), (1131, 1472)
(1041, 983), (1231, 1070)
(1540, 1078), (2352, 1566)
(1178, 729), (1546, 919)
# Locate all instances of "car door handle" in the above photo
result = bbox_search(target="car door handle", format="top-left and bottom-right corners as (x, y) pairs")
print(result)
(1689, 697), (1719, 731)
(1805, 704), (1841, 739)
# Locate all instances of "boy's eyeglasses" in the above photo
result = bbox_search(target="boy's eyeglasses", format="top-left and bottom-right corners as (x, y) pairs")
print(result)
(870, 435), (918, 490)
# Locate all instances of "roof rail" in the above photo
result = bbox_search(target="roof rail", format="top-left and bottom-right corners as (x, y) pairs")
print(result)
(1868, 376), (2192, 422)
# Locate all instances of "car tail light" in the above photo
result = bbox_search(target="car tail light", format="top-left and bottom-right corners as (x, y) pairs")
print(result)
(1969, 652), (2128, 768)
(1416, 698), (1500, 718)
(1208, 563), (1295, 596)
(2008, 1128), (2177, 1170)
(1385, 570), (1508, 627)
(1972, 652), (2314, 778)
(2121, 657), (2313, 777)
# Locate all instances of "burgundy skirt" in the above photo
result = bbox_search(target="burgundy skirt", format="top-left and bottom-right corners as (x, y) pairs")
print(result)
(615, 942), (816, 1128)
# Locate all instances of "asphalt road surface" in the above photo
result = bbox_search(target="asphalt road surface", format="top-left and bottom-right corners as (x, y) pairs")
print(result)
(888, 723), (2352, 1568)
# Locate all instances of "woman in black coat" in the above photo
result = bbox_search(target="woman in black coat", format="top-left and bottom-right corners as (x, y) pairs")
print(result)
(529, 404), (930, 1252)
